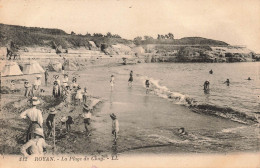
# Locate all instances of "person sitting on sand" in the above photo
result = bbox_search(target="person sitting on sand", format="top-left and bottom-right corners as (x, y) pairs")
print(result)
(60, 116), (74, 133)
(178, 127), (188, 135)
(82, 104), (91, 136)
(224, 79), (230, 85)
(24, 80), (32, 97)
(83, 87), (88, 104)
(145, 79), (150, 94)
(128, 70), (133, 87)
(46, 108), (57, 138)
(20, 97), (43, 142)
(209, 69), (213, 74)
(110, 113), (119, 143)
(75, 86), (83, 105)
(10, 80), (15, 93)
(203, 80), (210, 91)
(110, 75), (115, 91)
(21, 128), (51, 157)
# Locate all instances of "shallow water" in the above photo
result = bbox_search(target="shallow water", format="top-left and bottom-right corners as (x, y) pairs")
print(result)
(121, 62), (260, 116)
(74, 63), (259, 153)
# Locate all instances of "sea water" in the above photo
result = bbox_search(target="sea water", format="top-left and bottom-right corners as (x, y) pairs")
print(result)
(75, 62), (259, 153)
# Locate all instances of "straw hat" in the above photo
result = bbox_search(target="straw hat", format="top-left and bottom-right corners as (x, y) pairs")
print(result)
(49, 108), (57, 114)
(36, 75), (42, 78)
(110, 113), (117, 119)
(32, 97), (40, 105)
(83, 104), (89, 111)
(34, 128), (44, 138)
(61, 116), (68, 122)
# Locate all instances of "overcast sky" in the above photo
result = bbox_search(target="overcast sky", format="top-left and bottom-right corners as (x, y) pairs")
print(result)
(0, 0), (260, 52)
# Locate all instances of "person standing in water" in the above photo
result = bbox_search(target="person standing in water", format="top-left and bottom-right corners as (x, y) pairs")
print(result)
(224, 79), (230, 86)
(145, 79), (150, 94)
(209, 69), (213, 74)
(110, 75), (115, 91)
(203, 80), (210, 91)
(128, 70), (133, 87)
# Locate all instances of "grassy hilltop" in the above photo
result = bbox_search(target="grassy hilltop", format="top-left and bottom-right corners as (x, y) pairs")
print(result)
(0, 23), (256, 62)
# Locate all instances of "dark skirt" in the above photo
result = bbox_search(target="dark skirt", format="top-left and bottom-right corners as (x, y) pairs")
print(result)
(128, 76), (133, 82)
(84, 118), (90, 125)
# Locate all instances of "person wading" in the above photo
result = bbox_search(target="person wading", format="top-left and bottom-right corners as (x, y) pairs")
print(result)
(20, 97), (43, 142)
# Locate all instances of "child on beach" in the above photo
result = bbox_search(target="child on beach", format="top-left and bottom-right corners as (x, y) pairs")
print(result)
(64, 86), (71, 108)
(110, 113), (119, 142)
(82, 104), (91, 136)
(21, 128), (51, 157)
(33, 75), (42, 96)
(60, 116), (74, 133)
(128, 70), (133, 87)
(110, 75), (115, 91)
(75, 86), (83, 105)
(53, 81), (60, 98)
(83, 87), (88, 104)
(10, 80), (15, 93)
(145, 79), (150, 94)
(46, 108), (57, 138)
(24, 80), (32, 97)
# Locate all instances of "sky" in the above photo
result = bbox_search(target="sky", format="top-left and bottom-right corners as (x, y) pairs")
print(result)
(0, 0), (260, 52)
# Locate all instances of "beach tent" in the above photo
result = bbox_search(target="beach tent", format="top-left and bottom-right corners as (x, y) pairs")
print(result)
(1, 61), (23, 77)
(48, 61), (62, 72)
(22, 60), (45, 75)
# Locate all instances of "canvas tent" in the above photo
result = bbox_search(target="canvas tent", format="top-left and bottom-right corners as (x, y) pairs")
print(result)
(1, 61), (23, 77)
(48, 61), (62, 72)
(22, 60), (45, 75)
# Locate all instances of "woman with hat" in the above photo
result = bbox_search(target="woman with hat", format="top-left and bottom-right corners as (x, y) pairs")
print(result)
(24, 80), (31, 97)
(20, 97), (43, 142)
(46, 108), (57, 138)
(110, 113), (119, 142)
(21, 128), (51, 157)
(82, 104), (91, 136)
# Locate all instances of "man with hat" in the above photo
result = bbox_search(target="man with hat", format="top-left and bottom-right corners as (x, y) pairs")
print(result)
(21, 128), (51, 157)
(46, 108), (57, 138)
(20, 97), (43, 142)
(82, 104), (91, 136)
(110, 113), (119, 142)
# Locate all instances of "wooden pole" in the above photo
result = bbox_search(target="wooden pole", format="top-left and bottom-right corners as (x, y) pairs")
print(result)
(53, 118), (56, 154)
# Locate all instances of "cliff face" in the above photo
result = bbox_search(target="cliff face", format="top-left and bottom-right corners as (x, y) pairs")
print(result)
(142, 45), (256, 63)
